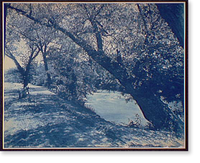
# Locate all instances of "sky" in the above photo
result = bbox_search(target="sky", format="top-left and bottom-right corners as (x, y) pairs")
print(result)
(4, 38), (27, 71)
(4, 38), (44, 71)
(4, 54), (44, 71)
(4, 56), (16, 71)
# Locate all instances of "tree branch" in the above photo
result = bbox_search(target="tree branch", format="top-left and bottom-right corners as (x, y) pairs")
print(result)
(5, 49), (25, 75)
(89, 19), (103, 52)
(32, 48), (40, 60)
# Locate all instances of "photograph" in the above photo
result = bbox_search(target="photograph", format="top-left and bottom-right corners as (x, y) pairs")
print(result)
(1, 0), (188, 150)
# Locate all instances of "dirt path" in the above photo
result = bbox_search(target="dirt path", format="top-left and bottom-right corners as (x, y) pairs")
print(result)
(4, 83), (123, 148)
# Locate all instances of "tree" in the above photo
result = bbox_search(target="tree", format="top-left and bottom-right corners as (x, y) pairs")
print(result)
(5, 4), (41, 89)
(48, 39), (99, 105)
(5, 42), (40, 89)
(16, 20), (57, 88)
(6, 3), (185, 132)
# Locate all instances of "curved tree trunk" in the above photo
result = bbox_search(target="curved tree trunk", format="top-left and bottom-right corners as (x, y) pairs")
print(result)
(128, 87), (184, 133)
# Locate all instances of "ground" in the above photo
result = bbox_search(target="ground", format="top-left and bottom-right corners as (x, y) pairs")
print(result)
(3, 82), (184, 149)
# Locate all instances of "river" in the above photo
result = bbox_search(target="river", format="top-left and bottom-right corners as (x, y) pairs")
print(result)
(85, 90), (148, 126)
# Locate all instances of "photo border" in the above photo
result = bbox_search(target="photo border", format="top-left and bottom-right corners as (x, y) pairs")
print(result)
(0, 0), (188, 151)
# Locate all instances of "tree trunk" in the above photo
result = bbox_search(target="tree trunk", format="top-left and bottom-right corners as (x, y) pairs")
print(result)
(23, 75), (29, 88)
(23, 64), (31, 88)
(156, 4), (184, 48)
(42, 53), (52, 88)
(132, 88), (183, 132)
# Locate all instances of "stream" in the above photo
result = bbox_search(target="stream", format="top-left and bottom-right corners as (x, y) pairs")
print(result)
(85, 90), (148, 126)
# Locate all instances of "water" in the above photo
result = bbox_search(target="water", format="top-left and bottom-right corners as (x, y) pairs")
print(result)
(86, 90), (148, 126)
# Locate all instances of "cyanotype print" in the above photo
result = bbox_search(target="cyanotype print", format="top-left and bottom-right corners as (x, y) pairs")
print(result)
(2, 1), (187, 150)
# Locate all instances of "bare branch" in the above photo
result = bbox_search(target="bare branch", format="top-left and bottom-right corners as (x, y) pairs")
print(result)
(32, 48), (40, 60)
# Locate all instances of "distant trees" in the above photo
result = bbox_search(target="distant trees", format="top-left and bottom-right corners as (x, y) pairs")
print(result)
(4, 68), (22, 83)
(5, 3), (185, 132)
